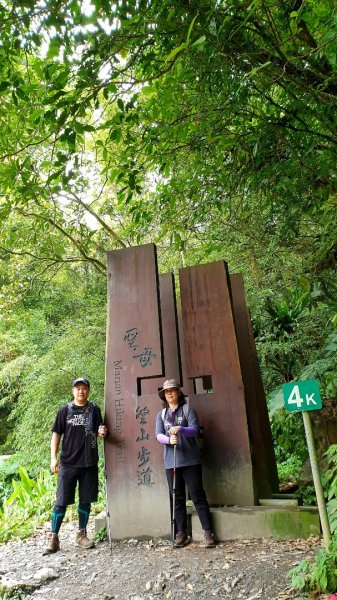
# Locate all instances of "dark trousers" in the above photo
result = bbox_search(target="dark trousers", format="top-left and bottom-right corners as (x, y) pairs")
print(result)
(166, 463), (212, 533)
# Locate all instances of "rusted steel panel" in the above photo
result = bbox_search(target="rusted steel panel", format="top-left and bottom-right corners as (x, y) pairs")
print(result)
(104, 244), (168, 539)
(179, 261), (255, 506)
(230, 274), (279, 497)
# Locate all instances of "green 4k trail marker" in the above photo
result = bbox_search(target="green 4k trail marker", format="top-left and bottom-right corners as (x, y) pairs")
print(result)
(282, 379), (322, 412)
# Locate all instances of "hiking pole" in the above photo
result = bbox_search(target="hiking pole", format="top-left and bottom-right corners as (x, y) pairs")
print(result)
(103, 436), (113, 555)
(172, 441), (177, 548)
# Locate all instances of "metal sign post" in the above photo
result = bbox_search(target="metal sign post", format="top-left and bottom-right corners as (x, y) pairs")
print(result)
(282, 379), (331, 550)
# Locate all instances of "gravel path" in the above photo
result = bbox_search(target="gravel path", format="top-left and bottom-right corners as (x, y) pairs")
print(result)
(0, 523), (323, 599)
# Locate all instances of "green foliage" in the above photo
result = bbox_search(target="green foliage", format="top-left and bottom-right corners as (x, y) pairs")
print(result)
(277, 455), (303, 484)
(8, 319), (106, 465)
(265, 285), (313, 335)
(297, 485), (316, 507)
(270, 408), (308, 466)
(0, 265), (106, 465)
(94, 527), (107, 542)
(289, 536), (337, 593)
(258, 279), (333, 390)
(0, 455), (21, 506)
(0, 0), (336, 309)
(0, 467), (56, 542)
(0, 588), (29, 600)
(299, 332), (337, 400)
(267, 328), (337, 494)
(322, 445), (337, 535)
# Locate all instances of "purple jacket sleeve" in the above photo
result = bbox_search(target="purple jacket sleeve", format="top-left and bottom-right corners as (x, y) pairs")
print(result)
(157, 433), (170, 445)
(180, 426), (198, 438)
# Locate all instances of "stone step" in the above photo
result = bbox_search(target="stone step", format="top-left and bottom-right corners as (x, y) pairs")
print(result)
(96, 503), (320, 541)
(272, 493), (298, 499)
(259, 498), (299, 507)
(191, 506), (320, 541)
(94, 511), (107, 533)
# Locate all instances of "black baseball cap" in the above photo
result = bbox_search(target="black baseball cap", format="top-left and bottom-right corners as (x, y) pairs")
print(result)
(72, 377), (90, 388)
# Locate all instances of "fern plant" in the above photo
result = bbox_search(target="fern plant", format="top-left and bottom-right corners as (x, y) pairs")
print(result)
(289, 536), (337, 593)
(322, 445), (337, 534)
(289, 445), (337, 594)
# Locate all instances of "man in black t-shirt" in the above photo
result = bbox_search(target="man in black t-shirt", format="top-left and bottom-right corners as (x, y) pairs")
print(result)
(44, 378), (107, 554)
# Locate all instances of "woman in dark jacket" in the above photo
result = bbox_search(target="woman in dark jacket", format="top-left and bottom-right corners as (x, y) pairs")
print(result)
(155, 378), (215, 548)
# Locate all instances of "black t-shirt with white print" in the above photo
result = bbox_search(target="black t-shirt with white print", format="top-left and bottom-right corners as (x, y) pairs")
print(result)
(52, 402), (103, 467)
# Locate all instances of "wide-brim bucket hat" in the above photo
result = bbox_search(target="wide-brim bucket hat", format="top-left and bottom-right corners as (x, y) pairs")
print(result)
(158, 379), (181, 400)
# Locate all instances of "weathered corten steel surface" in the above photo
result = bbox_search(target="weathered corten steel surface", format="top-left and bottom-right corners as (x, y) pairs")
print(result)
(104, 244), (169, 539)
(230, 274), (279, 500)
(179, 261), (255, 506)
(105, 245), (279, 538)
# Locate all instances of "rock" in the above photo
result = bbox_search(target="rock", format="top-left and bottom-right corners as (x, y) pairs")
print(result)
(174, 572), (186, 580)
(231, 573), (244, 588)
(153, 570), (170, 592)
(168, 562), (180, 569)
(189, 572), (204, 583)
(33, 567), (60, 582)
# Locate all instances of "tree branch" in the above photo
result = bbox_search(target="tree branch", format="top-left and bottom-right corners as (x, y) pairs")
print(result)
(65, 191), (127, 248)
(18, 211), (107, 275)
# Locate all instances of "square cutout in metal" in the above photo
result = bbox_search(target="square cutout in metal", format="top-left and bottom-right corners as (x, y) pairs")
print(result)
(192, 375), (213, 395)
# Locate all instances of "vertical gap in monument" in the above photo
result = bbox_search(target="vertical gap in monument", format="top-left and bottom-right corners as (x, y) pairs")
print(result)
(154, 246), (165, 380)
(171, 273), (183, 385)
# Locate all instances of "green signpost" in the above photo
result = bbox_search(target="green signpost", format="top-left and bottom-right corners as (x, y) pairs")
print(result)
(282, 379), (331, 549)
(283, 379), (322, 413)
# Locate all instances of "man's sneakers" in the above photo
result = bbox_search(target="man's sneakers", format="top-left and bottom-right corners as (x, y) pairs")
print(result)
(43, 529), (94, 554)
(75, 528), (95, 549)
(204, 530), (216, 548)
(174, 530), (190, 548)
(43, 532), (60, 554)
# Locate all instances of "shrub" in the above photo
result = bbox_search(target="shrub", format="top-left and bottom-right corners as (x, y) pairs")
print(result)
(289, 536), (337, 594)
(0, 467), (56, 542)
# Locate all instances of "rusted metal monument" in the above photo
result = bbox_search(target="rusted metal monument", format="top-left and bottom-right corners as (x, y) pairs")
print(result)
(104, 243), (279, 539)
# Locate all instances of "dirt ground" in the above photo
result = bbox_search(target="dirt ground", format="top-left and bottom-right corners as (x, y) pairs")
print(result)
(0, 521), (328, 600)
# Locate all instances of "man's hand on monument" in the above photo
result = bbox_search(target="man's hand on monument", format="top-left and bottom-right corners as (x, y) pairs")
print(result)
(98, 425), (108, 438)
